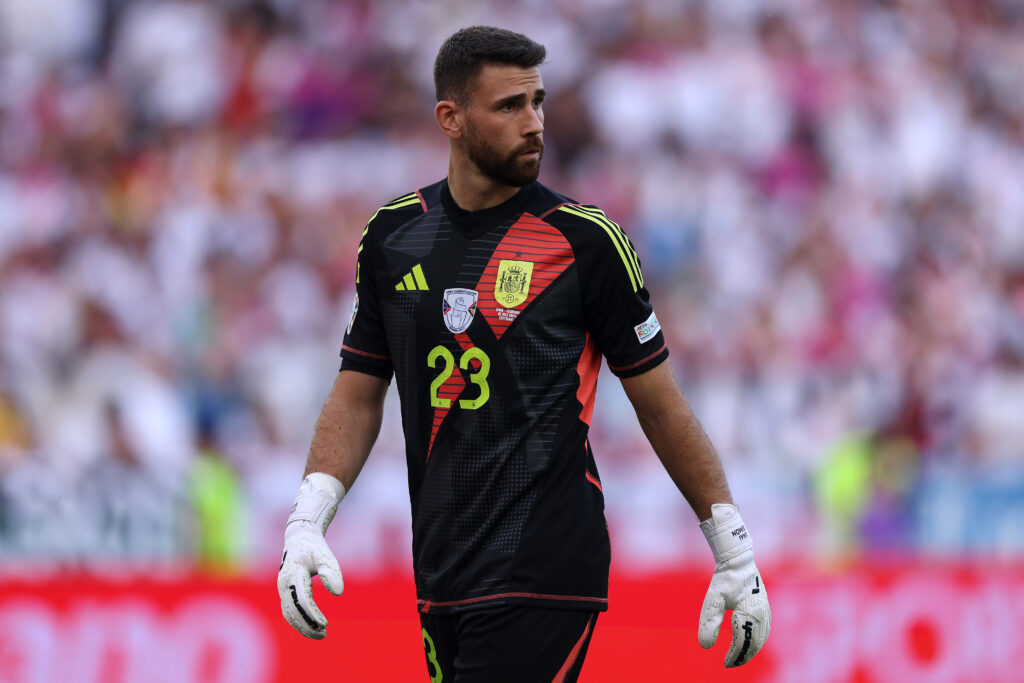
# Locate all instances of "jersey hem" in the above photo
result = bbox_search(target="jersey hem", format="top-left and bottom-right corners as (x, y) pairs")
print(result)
(339, 355), (393, 379)
(607, 343), (669, 378)
(417, 592), (609, 615)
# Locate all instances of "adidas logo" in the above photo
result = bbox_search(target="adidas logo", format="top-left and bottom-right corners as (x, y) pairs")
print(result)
(396, 264), (429, 291)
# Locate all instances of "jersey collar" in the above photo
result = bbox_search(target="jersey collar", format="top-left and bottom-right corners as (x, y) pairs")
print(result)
(440, 180), (538, 239)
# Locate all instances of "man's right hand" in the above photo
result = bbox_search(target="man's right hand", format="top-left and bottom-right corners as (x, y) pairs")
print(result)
(277, 473), (346, 639)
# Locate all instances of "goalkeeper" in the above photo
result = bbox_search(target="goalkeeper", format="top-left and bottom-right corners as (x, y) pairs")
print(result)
(277, 25), (770, 681)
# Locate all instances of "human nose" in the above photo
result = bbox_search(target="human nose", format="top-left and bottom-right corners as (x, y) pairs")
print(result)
(523, 106), (544, 136)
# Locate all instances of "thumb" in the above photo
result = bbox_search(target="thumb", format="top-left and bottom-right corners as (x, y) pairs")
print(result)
(698, 587), (725, 649)
(724, 608), (768, 667)
(317, 556), (344, 596)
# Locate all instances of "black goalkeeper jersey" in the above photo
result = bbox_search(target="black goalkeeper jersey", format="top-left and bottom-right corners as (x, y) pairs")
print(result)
(340, 179), (668, 614)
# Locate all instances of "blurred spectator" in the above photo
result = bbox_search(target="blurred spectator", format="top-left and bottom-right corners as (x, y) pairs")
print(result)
(188, 419), (247, 575)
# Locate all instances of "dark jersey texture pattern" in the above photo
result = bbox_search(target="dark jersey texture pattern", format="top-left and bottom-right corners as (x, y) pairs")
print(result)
(340, 180), (668, 614)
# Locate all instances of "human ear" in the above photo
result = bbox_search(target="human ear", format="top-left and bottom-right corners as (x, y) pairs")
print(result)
(435, 100), (463, 140)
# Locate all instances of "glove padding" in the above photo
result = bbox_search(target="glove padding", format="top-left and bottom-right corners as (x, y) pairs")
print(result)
(698, 503), (771, 667)
(277, 473), (345, 639)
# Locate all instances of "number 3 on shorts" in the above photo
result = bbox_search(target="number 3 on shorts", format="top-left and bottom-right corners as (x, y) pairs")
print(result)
(422, 627), (443, 682)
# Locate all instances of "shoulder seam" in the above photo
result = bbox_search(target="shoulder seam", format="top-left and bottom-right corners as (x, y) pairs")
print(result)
(368, 193), (426, 225)
(539, 201), (573, 220)
(356, 191), (427, 283)
(387, 191), (416, 204)
(555, 205), (644, 291)
(359, 192), (427, 247)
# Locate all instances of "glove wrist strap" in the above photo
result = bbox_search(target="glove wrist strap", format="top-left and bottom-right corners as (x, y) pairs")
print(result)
(700, 503), (753, 564)
(286, 472), (346, 536)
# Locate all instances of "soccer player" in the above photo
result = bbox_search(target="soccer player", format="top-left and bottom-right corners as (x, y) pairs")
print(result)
(277, 25), (770, 681)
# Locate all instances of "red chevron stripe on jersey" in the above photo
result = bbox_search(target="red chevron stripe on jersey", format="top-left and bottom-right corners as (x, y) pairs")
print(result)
(575, 333), (601, 426)
(426, 332), (474, 461)
(475, 213), (574, 339)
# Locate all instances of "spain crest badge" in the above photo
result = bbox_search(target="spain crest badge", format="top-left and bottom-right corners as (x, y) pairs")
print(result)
(495, 260), (533, 308)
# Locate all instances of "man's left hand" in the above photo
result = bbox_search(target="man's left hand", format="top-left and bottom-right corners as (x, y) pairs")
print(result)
(698, 503), (771, 667)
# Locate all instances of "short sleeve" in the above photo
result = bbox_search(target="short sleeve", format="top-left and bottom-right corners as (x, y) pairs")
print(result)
(571, 205), (669, 378)
(339, 223), (394, 379)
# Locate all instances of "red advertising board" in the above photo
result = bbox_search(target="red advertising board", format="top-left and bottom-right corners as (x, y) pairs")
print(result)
(0, 562), (1019, 682)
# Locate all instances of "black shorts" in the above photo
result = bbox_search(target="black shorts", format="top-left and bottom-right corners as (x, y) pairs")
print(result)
(419, 605), (598, 682)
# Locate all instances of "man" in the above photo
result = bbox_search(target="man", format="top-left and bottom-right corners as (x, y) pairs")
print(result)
(277, 25), (770, 681)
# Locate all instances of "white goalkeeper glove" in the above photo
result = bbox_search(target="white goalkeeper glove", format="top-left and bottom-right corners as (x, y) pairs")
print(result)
(698, 503), (771, 667)
(277, 472), (346, 639)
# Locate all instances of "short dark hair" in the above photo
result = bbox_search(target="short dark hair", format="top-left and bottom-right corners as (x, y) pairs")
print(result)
(433, 26), (546, 105)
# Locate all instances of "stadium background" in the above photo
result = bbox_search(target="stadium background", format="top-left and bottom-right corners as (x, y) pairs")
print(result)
(1, 0), (1022, 680)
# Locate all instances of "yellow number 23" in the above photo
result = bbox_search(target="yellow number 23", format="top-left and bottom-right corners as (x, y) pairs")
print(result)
(427, 345), (491, 410)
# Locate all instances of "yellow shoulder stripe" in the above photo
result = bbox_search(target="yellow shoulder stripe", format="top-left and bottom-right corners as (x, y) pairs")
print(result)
(574, 206), (644, 288)
(357, 225), (370, 256)
(558, 205), (644, 291)
(358, 195), (422, 257)
(366, 195), (422, 227)
(387, 192), (418, 205)
(356, 193), (422, 283)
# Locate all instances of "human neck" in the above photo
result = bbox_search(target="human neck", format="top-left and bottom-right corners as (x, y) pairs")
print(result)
(446, 157), (521, 212)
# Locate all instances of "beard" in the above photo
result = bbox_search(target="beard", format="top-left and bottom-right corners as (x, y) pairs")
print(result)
(464, 123), (543, 188)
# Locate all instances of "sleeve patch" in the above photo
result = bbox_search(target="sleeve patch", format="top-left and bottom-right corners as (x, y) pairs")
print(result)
(347, 293), (359, 334)
(634, 312), (661, 344)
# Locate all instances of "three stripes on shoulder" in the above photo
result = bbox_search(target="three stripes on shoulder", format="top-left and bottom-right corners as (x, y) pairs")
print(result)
(557, 205), (644, 292)
(357, 193), (423, 284)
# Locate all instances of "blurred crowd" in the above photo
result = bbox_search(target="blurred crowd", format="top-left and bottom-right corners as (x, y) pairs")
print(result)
(0, 0), (1022, 573)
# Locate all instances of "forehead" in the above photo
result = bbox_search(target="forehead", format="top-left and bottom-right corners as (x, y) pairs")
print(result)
(471, 64), (544, 101)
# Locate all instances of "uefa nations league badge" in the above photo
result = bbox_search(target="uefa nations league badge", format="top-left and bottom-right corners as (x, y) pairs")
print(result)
(442, 288), (479, 333)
